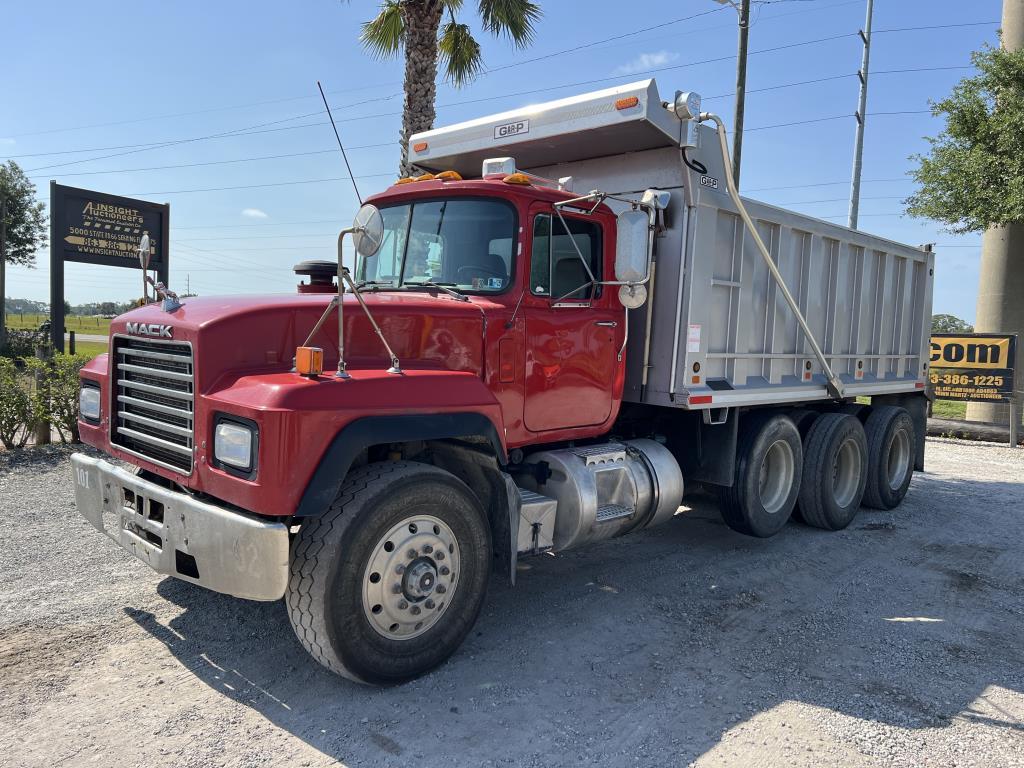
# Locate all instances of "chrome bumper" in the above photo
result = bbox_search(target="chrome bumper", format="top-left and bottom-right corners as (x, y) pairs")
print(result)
(71, 453), (289, 601)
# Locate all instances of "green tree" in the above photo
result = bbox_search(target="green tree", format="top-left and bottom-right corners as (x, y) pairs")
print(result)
(905, 44), (1024, 233)
(0, 161), (48, 267)
(931, 313), (974, 334)
(356, 0), (541, 175)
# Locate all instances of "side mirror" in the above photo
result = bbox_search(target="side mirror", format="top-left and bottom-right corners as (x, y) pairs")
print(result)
(615, 209), (651, 285)
(352, 203), (384, 258)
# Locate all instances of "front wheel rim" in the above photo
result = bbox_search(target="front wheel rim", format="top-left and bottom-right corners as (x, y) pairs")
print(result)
(362, 514), (461, 641)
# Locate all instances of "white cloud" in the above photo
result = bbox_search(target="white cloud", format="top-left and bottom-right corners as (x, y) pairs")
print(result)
(241, 208), (268, 219)
(613, 50), (679, 76)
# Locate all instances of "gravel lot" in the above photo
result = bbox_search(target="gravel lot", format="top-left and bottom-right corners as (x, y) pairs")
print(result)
(1, 438), (1023, 767)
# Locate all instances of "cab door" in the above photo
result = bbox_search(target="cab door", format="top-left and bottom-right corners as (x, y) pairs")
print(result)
(523, 204), (621, 433)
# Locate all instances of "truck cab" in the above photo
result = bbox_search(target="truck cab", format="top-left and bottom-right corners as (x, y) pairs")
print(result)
(71, 79), (931, 685)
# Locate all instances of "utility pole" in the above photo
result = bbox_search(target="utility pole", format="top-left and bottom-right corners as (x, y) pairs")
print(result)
(0, 197), (6, 348)
(967, 0), (1024, 433)
(715, 0), (751, 186)
(848, 0), (874, 230)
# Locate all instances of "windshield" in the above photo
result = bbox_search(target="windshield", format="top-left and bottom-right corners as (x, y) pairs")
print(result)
(358, 198), (516, 293)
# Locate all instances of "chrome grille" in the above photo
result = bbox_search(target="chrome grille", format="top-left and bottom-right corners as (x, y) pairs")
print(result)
(111, 336), (194, 474)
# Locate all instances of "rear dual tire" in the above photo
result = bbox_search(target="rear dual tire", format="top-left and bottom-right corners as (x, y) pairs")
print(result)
(797, 413), (868, 531)
(719, 412), (803, 538)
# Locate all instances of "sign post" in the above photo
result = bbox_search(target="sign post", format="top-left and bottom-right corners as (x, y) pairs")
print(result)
(49, 182), (169, 352)
(929, 333), (1019, 447)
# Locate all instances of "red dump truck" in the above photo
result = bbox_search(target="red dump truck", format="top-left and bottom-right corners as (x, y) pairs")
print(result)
(72, 80), (933, 684)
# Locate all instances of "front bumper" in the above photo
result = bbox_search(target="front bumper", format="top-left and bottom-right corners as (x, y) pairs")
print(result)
(71, 453), (289, 601)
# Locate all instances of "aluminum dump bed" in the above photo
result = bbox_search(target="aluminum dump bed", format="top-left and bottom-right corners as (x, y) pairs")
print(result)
(411, 80), (934, 409)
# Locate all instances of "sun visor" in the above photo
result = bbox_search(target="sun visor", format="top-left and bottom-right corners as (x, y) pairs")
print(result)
(408, 79), (685, 176)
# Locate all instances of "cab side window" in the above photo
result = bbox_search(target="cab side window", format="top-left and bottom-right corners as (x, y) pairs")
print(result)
(530, 214), (602, 300)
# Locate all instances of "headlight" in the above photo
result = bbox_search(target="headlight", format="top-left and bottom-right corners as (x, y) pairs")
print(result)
(79, 385), (101, 422)
(214, 419), (256, 472)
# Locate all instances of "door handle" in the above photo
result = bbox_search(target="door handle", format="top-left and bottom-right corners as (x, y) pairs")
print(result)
(595, 321), (618, 327)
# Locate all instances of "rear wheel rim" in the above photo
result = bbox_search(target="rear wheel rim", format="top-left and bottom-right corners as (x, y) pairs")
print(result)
(758, 439), (795, 514)
(832, 437), (862, 508)
(887, 428), (911, 491)
(362, 514), (461, 641)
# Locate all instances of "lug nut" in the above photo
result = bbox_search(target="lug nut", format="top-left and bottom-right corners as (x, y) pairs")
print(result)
(410, 606), (421, 616)
(436, 584), (446, 594)
(392, 583), (403, 594)
(440, 566), (450, 576)
(395, 564), (406, 575)
(407, 548), (418, 559)
(425, 599), (435, 609)
(398, 600), (408, 610)
(423, 544), (433, 554)
(435, 551), (445, 561)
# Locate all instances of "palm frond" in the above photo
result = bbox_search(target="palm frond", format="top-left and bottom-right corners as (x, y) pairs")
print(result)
(478, 0), (541, 46)
(438, 21), (483, 88)
(360, 0), (405, 58)
(439, 0), (466, 13)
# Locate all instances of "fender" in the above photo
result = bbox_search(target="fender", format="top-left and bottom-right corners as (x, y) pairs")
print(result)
(294, 412), (507, 517)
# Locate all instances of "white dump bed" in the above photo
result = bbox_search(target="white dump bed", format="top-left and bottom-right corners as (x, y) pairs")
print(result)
(411, 80), (934, 409)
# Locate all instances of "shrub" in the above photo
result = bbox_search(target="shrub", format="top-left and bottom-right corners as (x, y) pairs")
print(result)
(0, 328), (46, 359)
(24, 353), (93, 444)
(0, 358), (38, 448)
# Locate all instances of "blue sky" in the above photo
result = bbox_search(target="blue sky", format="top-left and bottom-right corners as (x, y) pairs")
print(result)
(0, 0), (1001, 321)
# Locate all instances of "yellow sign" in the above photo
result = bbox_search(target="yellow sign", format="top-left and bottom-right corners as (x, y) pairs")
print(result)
(929, 335), (1011, 370)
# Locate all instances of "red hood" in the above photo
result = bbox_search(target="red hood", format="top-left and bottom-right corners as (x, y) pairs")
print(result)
(110, 291), (486, 390)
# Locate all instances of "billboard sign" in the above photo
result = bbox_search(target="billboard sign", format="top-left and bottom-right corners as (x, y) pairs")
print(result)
(49, 183), (169, 352)
(928, 333), (1017, 403)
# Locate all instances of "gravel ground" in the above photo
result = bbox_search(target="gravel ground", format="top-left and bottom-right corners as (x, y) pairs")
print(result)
(1, 438), (1022, 768)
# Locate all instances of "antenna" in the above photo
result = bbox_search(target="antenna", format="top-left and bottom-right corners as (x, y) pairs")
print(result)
(317, 81), (362, 205)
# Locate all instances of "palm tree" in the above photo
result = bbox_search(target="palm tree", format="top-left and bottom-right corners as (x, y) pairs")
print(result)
(356, 0), (542, 175)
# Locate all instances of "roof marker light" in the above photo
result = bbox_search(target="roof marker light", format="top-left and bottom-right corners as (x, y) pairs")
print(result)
(435, 170), (463, 181)
(415, 173), (436, 182)
(395, 177), (417, 185)
(413, 142), (428, 152)
(502, 173), (532, 186)
(615, 96), (640, 110)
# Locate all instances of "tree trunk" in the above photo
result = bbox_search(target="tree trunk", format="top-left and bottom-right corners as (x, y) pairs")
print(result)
(399, 1), (443, 177)
(966, 0), (1024, 430)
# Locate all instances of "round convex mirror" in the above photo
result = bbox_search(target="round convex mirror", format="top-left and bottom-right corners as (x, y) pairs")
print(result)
(352, 204), (384, 258)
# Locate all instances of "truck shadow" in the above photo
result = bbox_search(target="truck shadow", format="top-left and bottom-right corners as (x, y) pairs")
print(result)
(125, 471), (1024, 766)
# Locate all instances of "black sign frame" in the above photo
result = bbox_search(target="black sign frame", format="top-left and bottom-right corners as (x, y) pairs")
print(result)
(49, 182), (169, 352)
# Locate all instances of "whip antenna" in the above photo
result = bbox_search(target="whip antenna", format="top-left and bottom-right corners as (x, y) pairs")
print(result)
(317, 80), (362, 204)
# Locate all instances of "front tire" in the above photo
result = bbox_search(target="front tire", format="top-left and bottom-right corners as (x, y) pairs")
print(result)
(287, 462), (491, 684)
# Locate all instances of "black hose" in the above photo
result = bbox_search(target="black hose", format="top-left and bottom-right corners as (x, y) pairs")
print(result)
(681, 147), (707, 175)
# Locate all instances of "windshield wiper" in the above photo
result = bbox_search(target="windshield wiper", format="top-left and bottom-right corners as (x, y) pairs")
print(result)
(405, 281), (469, 302)
(355, 279), (399, 291)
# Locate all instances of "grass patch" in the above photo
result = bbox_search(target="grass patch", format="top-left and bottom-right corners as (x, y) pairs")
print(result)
(70, 341), (108, 358)
(930, 399), (967, 419)
(5, 313), (111, 334)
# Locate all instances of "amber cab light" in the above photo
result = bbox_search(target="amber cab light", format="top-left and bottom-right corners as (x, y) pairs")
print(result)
(435, 170), (463, 181)
(615, 96), (640, 110)
(295, 346), (324, 377)
(412, 142), (428, 152)
(502, 172), (532, 185)
(415, 173), (436, 182)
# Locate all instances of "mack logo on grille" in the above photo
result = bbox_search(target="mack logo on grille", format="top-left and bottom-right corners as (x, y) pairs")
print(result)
(125, 322), (173, 338)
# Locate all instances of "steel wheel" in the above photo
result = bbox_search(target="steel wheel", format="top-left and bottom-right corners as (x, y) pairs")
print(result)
(362, 514), (461, 641)
(832, 436), (863, 508)
(758, 439), (796, 515)
(886, 428), (911, 492)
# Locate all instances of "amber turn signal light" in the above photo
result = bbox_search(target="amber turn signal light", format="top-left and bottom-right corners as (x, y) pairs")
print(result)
(615, 96), (640, 110)
(295, 346), (324, 377)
